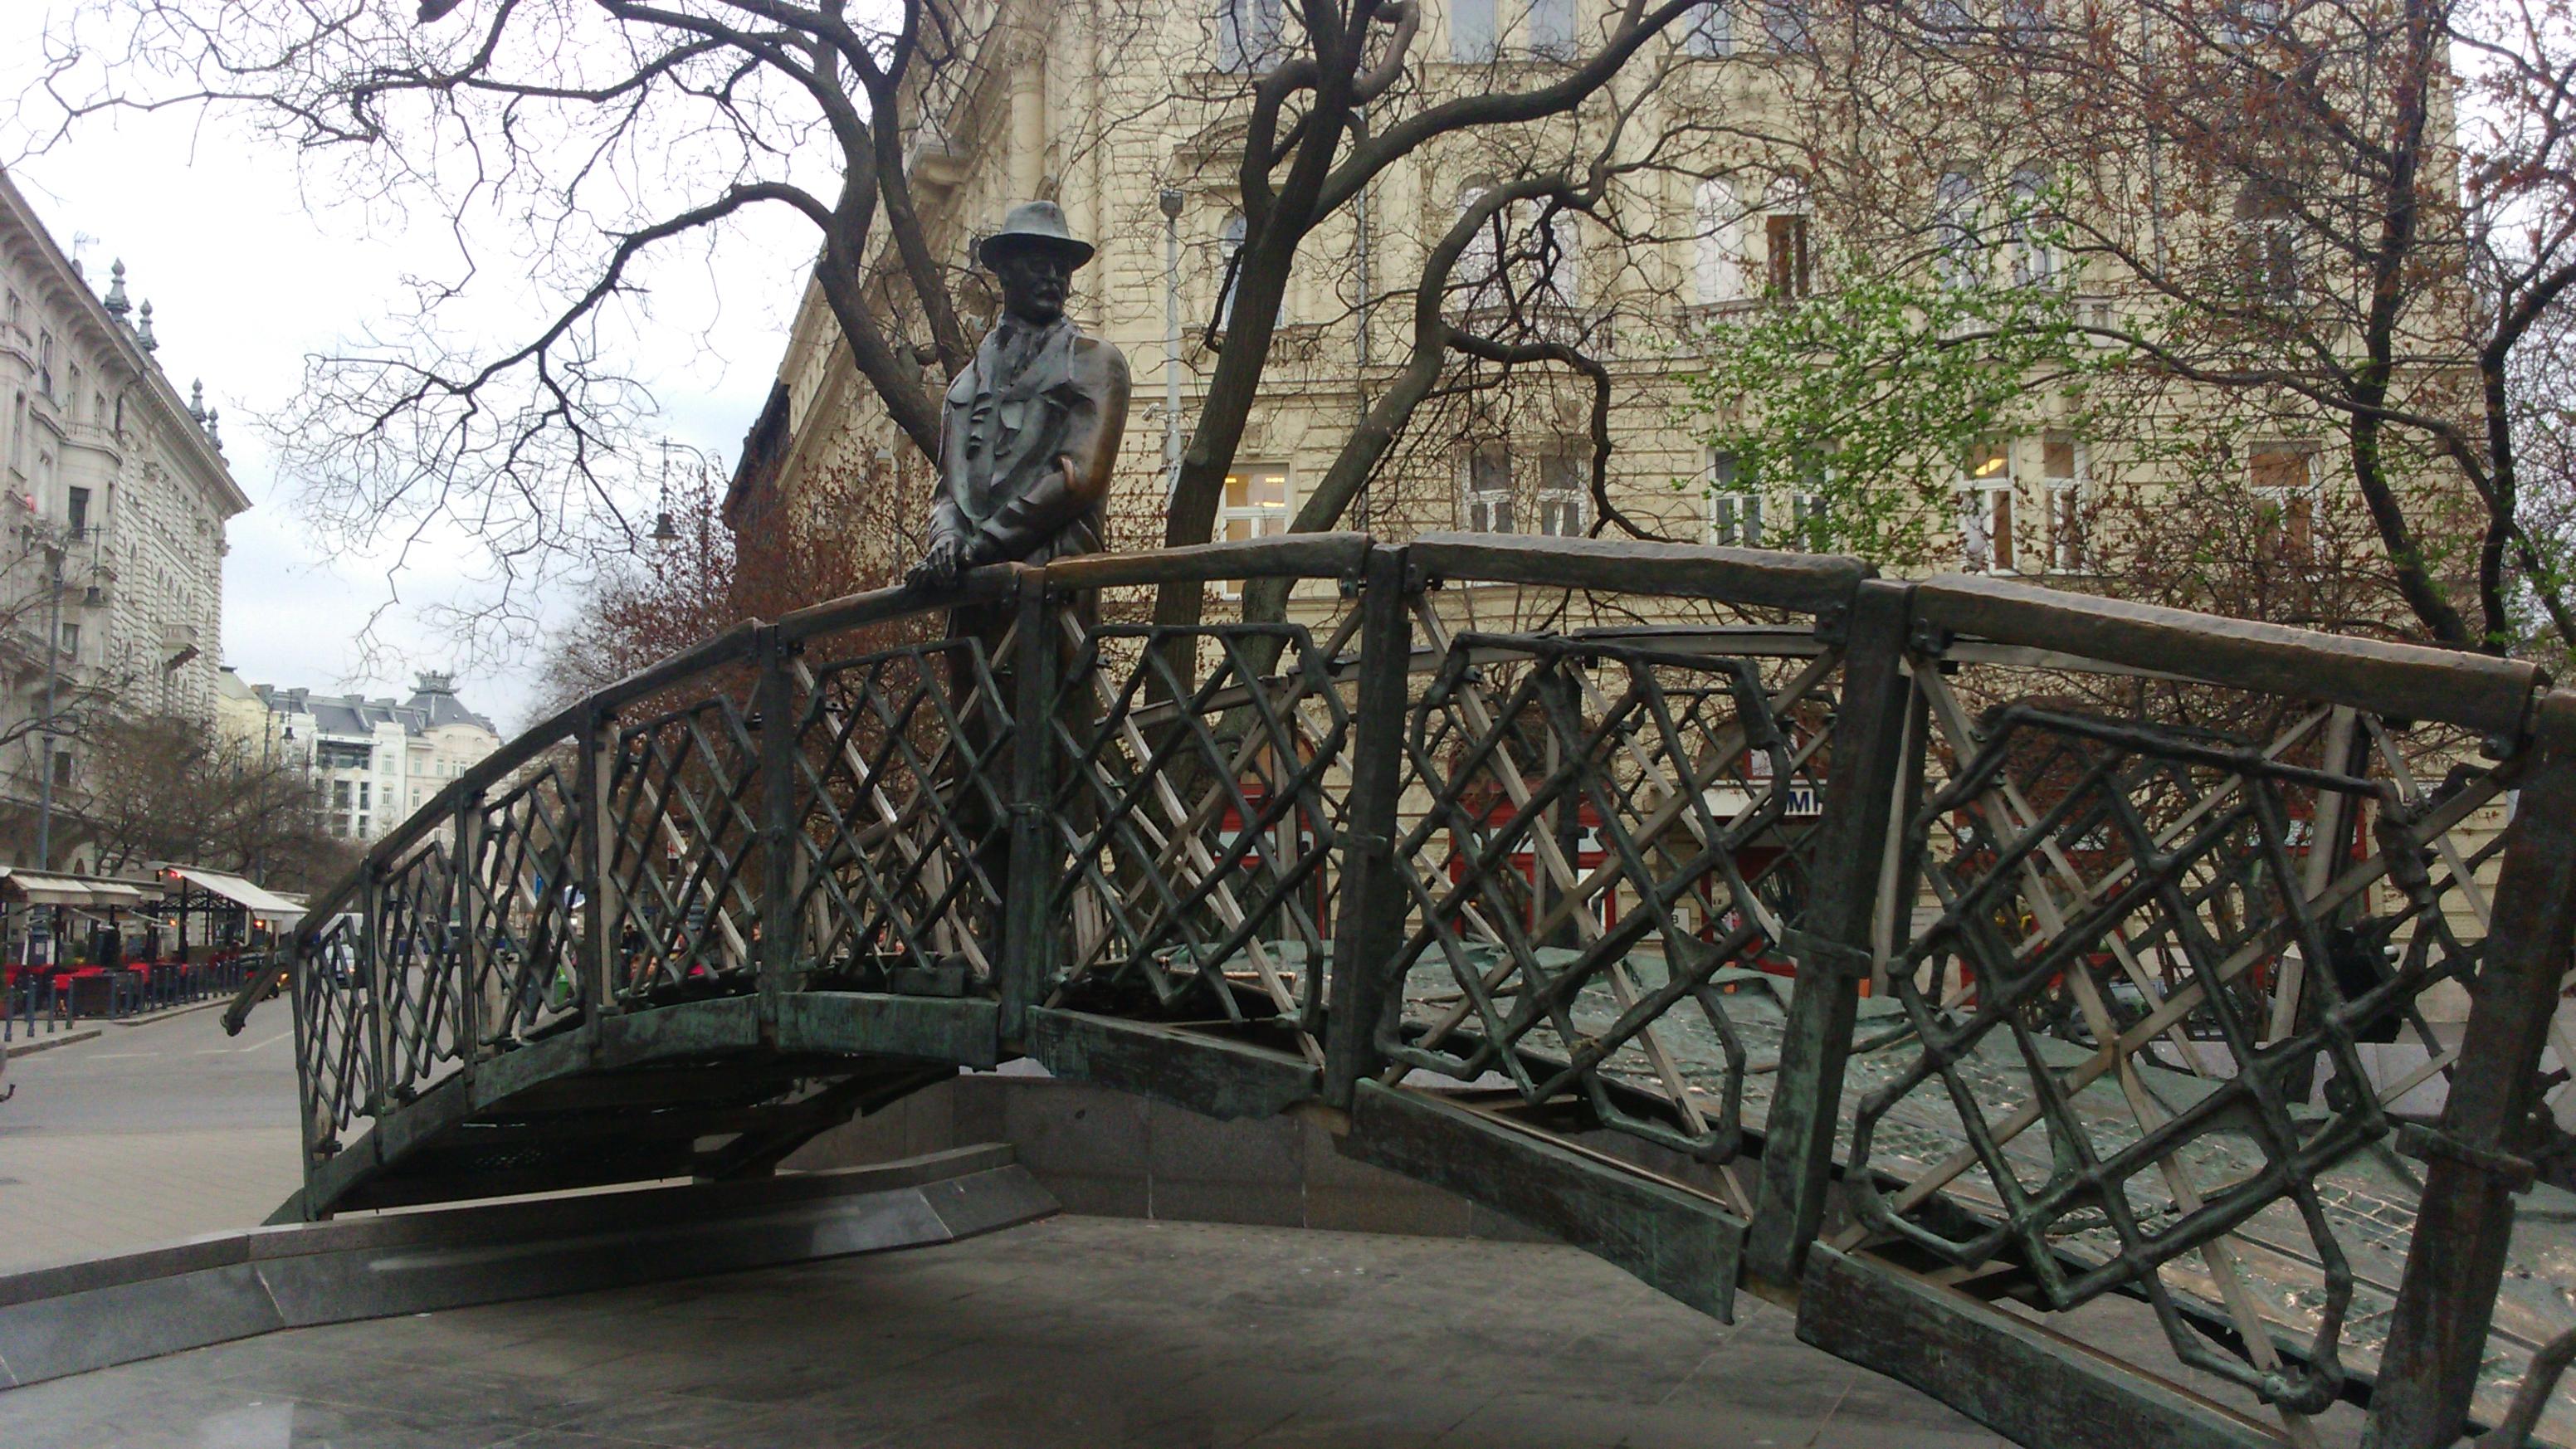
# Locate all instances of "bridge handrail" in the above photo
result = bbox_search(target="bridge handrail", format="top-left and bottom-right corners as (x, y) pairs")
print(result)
(224, 529), (2576, 1448)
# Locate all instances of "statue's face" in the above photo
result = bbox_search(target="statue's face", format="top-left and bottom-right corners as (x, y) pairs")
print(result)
(993, 247), (1071, 326)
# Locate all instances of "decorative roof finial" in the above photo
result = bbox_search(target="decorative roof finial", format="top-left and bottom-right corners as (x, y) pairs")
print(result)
(188, 378), (205, 422)
(103, 260), (130, 319)
(205, 406), (222, 451)
(136, 300), (157, 354)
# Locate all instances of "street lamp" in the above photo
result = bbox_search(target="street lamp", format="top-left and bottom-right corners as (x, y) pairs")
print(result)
(1160, 188), (1186, 501)
(32, 538), (66, 875)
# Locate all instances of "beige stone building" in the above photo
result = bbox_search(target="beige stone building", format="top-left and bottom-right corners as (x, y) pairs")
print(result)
(0, 167), (251, 872)
(720, 1), (2270, 588)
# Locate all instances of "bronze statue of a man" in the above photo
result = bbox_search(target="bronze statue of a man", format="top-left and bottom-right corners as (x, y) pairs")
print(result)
(909, 201), (1129, 588)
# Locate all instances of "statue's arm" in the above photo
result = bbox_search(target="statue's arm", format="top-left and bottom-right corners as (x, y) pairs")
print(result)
(925, 388), (974, 552)
(965, 344), (1130, 563)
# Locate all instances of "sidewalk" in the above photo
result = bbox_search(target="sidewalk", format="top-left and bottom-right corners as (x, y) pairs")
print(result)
(0, 1005), (304, 1272)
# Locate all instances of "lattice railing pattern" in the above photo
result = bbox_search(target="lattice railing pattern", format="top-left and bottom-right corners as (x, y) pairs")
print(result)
(253, 535), (2573, 1449)
(469, 762), (585, 1045)
(373, 837), (463, 1104)
(788, 636), (1015, 988)
(1046, 613), (1360, 1037)
(604, 690), (764, 1000)
(295, 910), (373, 1154)
(1376, 624), (1840, 1165)
(1842, 673), (2520, 1423)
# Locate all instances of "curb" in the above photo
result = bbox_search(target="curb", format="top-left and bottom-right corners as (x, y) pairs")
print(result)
(108, 998), (232, 1030)
(0, 1144), (1055, 1390)
(4, 1029), (101, 1060)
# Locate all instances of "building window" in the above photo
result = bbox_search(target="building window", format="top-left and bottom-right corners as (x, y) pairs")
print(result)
(1538, 450), (1586, 536)
(1765, 215), (1811, 297)
(332, 779), (351, 810)
(2003, 0), (2047, 41)
(1934, 170), (1981, 289)
(56, 622), (77, 660)
(1705, 451), (1762, 545)
(1219, 211), (1247, 328)
(2237, 182), (2300, 305)
(2217, 0), (2285, 46)
(317, 740), (373, 770)
(1216, 0), (1286, 71)
(2045, 434), (2086, 571)
(1764, 0), (1817, 52)
(1761, 178), (1813, 299)
(359, 781), (373, 812)
(1531, 0), (1578, 56)
(2008, 168), (2058, 287)
(1694, 178), (1751, 305)
(52, 750), (73, 787)
(2251, 445), (2316, 556)
(37, 331), (55, 399)
(1788, 484), (1831, 552)
(1453, 0), (1500, 61)
(1217, 463), (1290, 598)
(1463, 442), (1515, 533)
(1686, 0), (1733, 56)
(66, 486), (89, 539)
(1959, 441), (2014, 572)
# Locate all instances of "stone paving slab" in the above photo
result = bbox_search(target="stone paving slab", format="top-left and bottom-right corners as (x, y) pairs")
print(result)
(3, 1216), (2017, 1449)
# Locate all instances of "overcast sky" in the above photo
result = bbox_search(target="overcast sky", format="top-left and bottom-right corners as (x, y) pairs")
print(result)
(0, 6), (816, 734)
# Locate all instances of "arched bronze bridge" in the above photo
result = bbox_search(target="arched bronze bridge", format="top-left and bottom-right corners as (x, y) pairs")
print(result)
(224, 533), (2576, 1449)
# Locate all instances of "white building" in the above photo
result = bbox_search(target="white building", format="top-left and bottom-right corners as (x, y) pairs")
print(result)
(250, 673), (502, 840)
(0, 167), (250, 871)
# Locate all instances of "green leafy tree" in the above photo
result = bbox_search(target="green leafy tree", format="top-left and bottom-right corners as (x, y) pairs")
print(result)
(1676, 246), (2106, 566)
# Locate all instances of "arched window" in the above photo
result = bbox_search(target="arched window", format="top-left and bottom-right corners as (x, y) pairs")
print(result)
(1217, 0), (1286, 72)
(2007, 167), (2058, 287)
(1219, 211), (1249, 327)
(1934, 169), (1982, 289)
(1686, 0), (1734, 56)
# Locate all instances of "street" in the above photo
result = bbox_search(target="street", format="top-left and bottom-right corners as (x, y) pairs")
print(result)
(0, 1006), (302, 1271)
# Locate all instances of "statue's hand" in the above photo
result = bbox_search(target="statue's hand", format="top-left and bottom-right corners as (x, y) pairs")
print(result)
(908, 536), (970, 589)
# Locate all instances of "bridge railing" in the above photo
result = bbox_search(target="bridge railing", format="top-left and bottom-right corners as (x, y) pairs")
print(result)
(234, 531), (2576, 1447)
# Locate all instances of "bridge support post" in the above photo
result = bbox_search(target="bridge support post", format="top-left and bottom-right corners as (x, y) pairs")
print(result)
(577, 704), (614, 1019)
(2364, 691), (2576, 1448)
(361, 858), (391, 1123)
(1324, 544), (1414, 1110)
(755, 625), (801, 1034)
(452, 793), (484, 1076)
(999, 568), (1058, 1046)
(1747, 579), (1917, 1285)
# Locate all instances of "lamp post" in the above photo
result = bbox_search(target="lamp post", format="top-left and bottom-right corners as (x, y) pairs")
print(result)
(32, 539), (66, 875)
(1160, 188), (1185, 500)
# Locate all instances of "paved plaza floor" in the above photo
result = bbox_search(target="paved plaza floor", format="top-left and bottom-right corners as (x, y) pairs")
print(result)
(4, 1214), (2014, 1448)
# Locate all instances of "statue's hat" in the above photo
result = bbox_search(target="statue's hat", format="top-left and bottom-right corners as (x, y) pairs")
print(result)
(979, 200), (1095, 270)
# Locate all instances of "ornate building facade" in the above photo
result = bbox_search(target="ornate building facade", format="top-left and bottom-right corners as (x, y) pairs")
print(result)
(0, 167), (250, 871)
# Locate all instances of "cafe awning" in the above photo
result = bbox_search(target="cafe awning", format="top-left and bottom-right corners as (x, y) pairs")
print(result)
(162, 866), (304, 920)
(80, 881), (154, 908)
(0, 870), (94, 906)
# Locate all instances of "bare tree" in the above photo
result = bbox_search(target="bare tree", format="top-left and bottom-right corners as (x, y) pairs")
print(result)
(14, 0), (1733, 656)
(79, 713), (344, 889)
